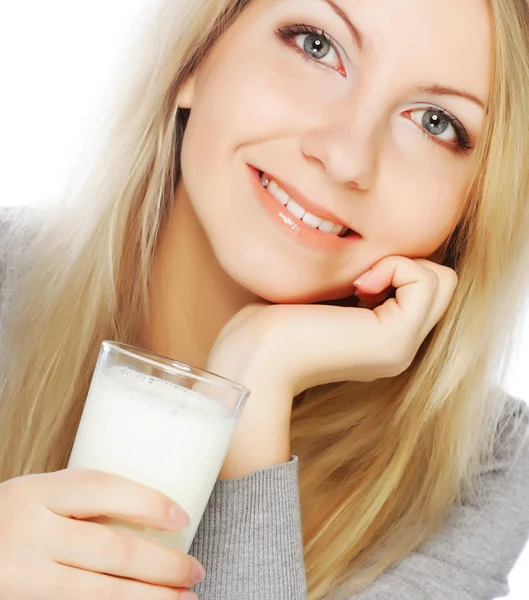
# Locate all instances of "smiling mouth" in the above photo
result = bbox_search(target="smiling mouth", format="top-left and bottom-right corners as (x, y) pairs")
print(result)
(257, 170), (358, 238)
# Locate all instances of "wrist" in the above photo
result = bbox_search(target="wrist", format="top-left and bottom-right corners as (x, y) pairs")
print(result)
(206, 342), (295, 396)
(219, 427), (291, 479)
(220, 377), (293, 479)
(206, 344), (295, 479)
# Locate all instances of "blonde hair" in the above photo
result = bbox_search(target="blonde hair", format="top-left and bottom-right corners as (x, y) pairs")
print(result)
(1, 1), (529, 598)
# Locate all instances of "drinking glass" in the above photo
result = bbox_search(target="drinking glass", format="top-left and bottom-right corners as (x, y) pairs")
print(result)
(68, 341), (249, 553)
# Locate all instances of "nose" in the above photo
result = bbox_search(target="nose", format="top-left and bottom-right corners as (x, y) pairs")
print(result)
(299, 101), (381, 191)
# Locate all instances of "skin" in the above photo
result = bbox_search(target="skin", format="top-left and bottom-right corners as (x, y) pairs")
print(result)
(147, 0), (490, 371)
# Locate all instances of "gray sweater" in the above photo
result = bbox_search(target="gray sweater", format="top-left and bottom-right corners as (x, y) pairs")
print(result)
(1, 206), (529, 600)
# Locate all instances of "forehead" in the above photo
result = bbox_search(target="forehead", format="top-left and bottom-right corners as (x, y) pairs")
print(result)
(347, 0), (491, 89)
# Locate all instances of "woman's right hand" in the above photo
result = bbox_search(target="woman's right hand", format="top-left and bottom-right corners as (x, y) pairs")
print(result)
(0, 468), (203, 599)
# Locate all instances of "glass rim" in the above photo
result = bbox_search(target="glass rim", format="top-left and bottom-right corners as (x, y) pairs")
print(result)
(101, 341), (250, 397)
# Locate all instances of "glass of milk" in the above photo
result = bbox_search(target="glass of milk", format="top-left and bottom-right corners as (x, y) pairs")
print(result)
(68, 341), (250, 553)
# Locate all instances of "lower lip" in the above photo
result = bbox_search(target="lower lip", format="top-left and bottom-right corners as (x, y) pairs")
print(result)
(247, 165), (361, 252)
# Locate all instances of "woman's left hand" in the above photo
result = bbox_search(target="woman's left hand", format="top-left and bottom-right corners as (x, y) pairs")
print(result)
(207, 255), (458, 478)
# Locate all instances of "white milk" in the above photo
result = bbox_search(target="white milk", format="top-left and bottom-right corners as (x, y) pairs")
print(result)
(68, 365), (236, 552)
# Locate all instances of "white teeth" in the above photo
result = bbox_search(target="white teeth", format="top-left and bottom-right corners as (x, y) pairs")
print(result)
(268, 180), (290, 206)
(260, 172), (349, 237)
(318, 219), (335, 233)
(285, 199), (306, 220)
(302, 212), (323, 228)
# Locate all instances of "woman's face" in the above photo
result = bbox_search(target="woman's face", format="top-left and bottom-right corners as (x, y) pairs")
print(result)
(177, 0), (491, 304)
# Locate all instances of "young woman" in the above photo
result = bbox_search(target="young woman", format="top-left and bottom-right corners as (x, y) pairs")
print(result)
(1, 0), (529, 598)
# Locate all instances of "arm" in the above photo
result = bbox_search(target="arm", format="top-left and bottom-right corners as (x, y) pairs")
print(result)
(190, 400), (529, 600)
(190, 456), (307, 600)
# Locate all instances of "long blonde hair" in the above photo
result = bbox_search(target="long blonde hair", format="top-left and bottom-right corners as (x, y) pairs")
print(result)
(1, 1), (529, 598)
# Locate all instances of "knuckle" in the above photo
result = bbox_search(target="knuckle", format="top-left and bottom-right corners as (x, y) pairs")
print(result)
(78, 468), (111, 483)
(65, 468), (110, 492)
(114, 537), (137, 570)
(180, 554), (198, 581)
(424, 268), (440, 288)
(169, 554), (190, 585)
(440, 265), (459, 287)
(99, 530), (136, 571)
(72, 471), (111, 504)
(128, 489), (171, 525)
(448, 270), (459, 291)
(147, 489), (172, 515)
(159, 548), (195, 586)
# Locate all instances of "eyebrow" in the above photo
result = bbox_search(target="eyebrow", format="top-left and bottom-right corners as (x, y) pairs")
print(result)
(320, 0), (365, 52)
(320, 1), (485, 110)
(418, 85), (485, 109)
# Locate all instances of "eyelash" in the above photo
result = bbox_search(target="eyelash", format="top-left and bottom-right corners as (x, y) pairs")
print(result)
(409, 107), (473, 154)
(275, 22), (473, 155)
(276, 23), (343, 73)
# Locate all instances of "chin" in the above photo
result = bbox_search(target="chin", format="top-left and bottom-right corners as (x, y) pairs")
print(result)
(259, 284), (354, 306)
(219, 251), (352, 305)
(204, 205), (358, 305)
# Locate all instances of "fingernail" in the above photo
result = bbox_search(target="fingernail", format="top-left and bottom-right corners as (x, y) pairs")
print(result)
(169, 504), (189, 528)
(180, 592), (198, 600)
(354, 269), (373, 287)
(191, 562), (206, 584)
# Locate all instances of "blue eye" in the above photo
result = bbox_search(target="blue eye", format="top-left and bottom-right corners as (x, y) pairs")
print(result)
(406, 107), (473, 154)
(300, 30), (333, 60)
(423, 110), (451, 136)
(276, 23), (346, 76)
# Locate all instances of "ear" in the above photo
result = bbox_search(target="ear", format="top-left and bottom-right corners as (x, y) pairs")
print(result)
(178, 74), (197, 109)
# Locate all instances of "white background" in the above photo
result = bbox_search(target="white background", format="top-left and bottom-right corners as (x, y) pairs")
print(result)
(0, 2), (528, 598)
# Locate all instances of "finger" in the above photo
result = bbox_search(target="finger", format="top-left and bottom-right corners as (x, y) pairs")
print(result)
(357, 257), (437, 330)
(356, 256), (457, 331)
(355, 286), (394, 308)
(412, 258), (459, 328)
(50, 515), (204, 588)
(30, 469), (189, 531)
(48, 562), (195, 600)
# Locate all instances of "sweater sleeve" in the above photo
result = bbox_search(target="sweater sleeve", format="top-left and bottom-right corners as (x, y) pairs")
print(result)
(189, 399), (529, 600)
(190, 456), (307, 599)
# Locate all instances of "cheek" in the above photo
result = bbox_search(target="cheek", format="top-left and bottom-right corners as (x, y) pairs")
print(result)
(184, 32), (348, 158)
(372, 152), (469, 255)
(179, 56), (301, 214)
